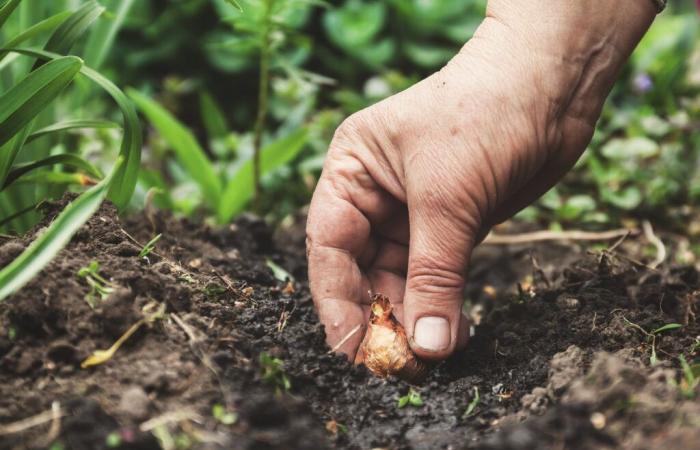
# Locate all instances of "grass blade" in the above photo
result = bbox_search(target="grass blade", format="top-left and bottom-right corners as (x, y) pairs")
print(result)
(0, 11), (72, 64)
(2, 48), (143, 209)
(0, 0), (21, 30)
(84, 0), (136, 70)
(3, 153), (103, 189)
(128, 88), (222, 209)
(199, 90), (229, 140)
(11, 170), (96, 186)
(218, 128), (308, 222)
(26, 119), (119, 143)
(42, 0), (105, 55)
(0, 158), (120, 301)
(0, 55), (82, 150)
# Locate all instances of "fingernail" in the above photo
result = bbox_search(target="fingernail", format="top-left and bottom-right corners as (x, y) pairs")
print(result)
(414, 316), (450, 352)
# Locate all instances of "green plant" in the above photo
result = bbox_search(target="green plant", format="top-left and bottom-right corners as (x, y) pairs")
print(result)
(678, 354), (700, 398)
(129, 89), (308, 222)
(462, 386), (480, 418)
(77, 260), (115, 307)
(397, 387), (423, 408)
(0, 0), (142, 301)
(212, 403), (237, 425)
(138, 233), (161, 258)
(259, 351), (291, 394)
(622, 317), (683, 365)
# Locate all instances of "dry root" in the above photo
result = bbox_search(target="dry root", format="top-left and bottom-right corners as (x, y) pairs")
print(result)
(359, 294), (427, 383)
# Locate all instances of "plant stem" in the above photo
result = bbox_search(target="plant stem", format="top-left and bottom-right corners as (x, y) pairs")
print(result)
(252, 0), (273, 213)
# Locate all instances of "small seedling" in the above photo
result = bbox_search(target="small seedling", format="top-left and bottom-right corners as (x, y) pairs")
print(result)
(77, 261), (116, 308)
(105, 432), (121, 448)
(397, 388), (424, 408)
(212, 404), (237, 425)
(622, 317), (682, 366)
(81, 302), (166, 368)
(688, 336), (700, 355)
(138, 233), (162, 258)
(7, 326), (17, 340)
(260, 352), (291, 394)
(678, 354), (700, 399)
(462, 386), (480, 418)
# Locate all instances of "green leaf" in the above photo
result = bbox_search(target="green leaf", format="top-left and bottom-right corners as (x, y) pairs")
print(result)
(199, 91), (229, 141)
(408, 392), (423, 407)
(42, 0), (105, 56)
(653, 323), (683, 334)
(3, 48), (142, 209)
(0, 11), (73, 65)
(0, 56), (82, 151)
(218, 128), (308, 222)
(266, 258), (294, 282)
(10, 170), (93, 186)
(323, 1), (386, 48)
(26, 119), (120, 143)
(397, 396), (409, 408)
(3, 154), (102, 190)
(0, 0), (21, 30)
(84, 0), (136, 70)
(0, 159), (120, 301)
(128, 89), (222, 209)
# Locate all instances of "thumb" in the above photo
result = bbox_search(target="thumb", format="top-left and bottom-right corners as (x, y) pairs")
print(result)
(404, 202), (476, 360)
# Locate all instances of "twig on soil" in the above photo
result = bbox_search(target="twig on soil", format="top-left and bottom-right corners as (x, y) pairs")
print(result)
(45, 401), (61, 443)
(483, 228), (635, 245)
(328, 324), (362, 354)
(276, 303), (297, 333)
(170, 314), (234, 407)
(591, 312), (597, 332)
(530, 252), (551, 289)
(642, 220), (666, 269)
(140, 410), (203, 432)
(0, 402), (64, 435)
(607, 231), (631, 252)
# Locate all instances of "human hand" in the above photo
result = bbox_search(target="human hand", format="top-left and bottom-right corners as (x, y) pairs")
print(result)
(307, 0), (655, 362)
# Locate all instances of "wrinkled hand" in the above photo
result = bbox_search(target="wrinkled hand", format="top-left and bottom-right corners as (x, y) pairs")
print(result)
(307, 0), (654, 361)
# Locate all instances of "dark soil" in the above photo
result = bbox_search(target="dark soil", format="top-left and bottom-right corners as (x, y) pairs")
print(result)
(1, 199), (700, 450)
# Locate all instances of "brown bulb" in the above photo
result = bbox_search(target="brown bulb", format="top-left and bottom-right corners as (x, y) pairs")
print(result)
(358, 293), (427, 383)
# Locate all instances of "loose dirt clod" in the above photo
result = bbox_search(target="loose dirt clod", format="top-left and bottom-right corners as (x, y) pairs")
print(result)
(359, 293), (427, 383)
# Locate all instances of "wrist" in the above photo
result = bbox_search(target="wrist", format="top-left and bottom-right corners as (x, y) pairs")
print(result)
(467, 0), (655, 125)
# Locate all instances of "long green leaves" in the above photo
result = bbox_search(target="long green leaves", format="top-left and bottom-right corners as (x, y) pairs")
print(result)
(0, 0), (21, 30)
(218, 128), (308, 222)
(3, 153), (102, 190)
(0, 159), (120, 300)
(0, 11), (72, 64)
(26, 119), (119, 143)
(128, 89), (223, 209)
(42, 1), (105, 56)
(8, 48), (143, 209)
(0, 56), (82, 150)
(84, 0), (136, 69)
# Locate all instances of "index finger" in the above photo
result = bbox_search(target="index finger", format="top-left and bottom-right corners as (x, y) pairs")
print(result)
(306, 170), (371, 360)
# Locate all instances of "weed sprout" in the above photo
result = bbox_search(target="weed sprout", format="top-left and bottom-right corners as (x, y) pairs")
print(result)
(77, 261), (115, 308)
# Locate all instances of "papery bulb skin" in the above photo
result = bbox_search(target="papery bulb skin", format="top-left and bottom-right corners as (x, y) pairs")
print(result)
(359, 294), (427, 383)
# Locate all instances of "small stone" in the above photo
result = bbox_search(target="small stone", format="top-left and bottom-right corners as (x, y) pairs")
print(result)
(117, 386), (150, 420)
(555, 295), (580, 310)
(590, 412), (606, 429)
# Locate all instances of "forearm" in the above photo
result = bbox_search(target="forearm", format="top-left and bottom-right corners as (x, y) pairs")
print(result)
(458, 0), (656, 126)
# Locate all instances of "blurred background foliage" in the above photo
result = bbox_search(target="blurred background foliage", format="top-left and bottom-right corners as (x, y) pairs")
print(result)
(2, 0), (700, 241)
